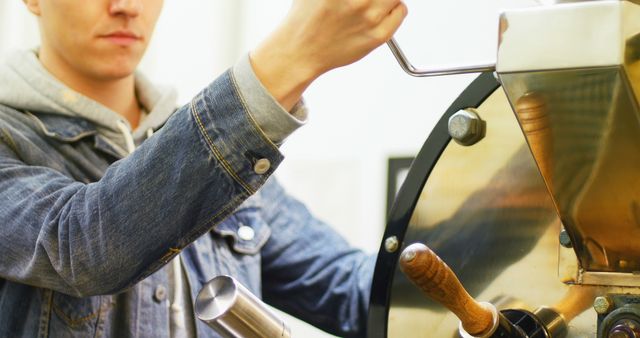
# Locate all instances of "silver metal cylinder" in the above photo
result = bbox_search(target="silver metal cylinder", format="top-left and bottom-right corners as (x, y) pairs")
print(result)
(533, 306), (568, 338)
(195, 275), (291, 338)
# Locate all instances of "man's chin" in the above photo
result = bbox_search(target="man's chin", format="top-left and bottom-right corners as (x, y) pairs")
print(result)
(105, 68), (137, 80)
(90, 60), (140, 81)
(92, 50), (144, 80)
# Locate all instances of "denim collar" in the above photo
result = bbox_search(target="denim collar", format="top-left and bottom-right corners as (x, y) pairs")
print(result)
(26, 111), (124, 158)
(26, 111), (96, 142)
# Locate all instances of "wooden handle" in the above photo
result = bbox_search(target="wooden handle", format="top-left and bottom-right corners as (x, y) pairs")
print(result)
(399, 243), (495, 336)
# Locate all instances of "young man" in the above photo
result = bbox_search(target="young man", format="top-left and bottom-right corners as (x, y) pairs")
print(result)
(0, 0), (406, 337)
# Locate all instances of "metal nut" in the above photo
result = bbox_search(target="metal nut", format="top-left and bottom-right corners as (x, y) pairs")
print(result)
(384, 236), (399, 253)
(594, 296), (614, 315)
(448, 108), (486, 146)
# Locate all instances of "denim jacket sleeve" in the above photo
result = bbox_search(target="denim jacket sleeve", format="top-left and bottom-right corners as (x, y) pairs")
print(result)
(258, 179), (375, 338)
(231, 55), (307, 145)
(0, 70), (283, 297)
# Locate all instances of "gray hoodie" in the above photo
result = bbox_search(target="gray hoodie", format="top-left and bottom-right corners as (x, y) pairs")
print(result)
(0, 50), (179, 156)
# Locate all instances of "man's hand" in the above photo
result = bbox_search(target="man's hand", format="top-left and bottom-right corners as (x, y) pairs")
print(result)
(251, 0), (408, 111)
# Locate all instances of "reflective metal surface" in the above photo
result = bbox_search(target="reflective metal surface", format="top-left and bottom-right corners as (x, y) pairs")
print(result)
(367, 73), (502, 338)
(385, 87), (598, 337)
(497, 1), (640, 73)
(498, 0), (640, 277)
(195, 275), (290, 338)
(501, 68), (640, 276)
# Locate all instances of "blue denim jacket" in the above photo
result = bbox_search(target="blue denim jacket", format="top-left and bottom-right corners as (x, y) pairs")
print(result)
(0, 70), (373, 337)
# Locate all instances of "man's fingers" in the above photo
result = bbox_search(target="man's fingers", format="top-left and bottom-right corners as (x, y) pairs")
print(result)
(366, 0), (404, 27)
(373, 2), (408, 43)
(378, 0), (404, 14)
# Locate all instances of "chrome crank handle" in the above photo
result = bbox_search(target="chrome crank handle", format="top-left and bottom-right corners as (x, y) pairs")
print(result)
(386, 37), (495, 77)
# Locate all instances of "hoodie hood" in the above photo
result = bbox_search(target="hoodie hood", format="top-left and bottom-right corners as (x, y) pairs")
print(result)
(0, 50), (177, 155)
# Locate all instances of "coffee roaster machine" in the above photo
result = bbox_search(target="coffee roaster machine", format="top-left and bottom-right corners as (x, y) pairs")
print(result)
(194, 1), (640, 337)
(369, 1), (640, 337)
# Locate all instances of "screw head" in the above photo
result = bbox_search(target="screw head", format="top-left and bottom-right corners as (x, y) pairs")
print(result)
(448, 108), (486, 146)
(594, 296), (614, 315)
(559, 229), (573, 248)
(384, 236), (399, 253)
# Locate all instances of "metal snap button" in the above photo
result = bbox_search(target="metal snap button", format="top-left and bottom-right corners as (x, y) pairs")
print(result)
(253, 158), (271, 175)
(237, 225), (255, 241)
(154, 285), (167, 302)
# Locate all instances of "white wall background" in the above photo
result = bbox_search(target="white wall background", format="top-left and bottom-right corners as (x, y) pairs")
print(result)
(0, 0), (539, 336)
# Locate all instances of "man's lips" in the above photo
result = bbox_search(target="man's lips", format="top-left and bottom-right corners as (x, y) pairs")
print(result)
(99, 31), (142, 46)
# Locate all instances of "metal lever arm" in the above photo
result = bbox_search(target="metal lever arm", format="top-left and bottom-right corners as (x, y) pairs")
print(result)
(386, 38), (496, 77)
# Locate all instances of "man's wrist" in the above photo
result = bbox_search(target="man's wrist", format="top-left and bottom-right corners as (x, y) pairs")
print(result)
(249, 28), (320, 112)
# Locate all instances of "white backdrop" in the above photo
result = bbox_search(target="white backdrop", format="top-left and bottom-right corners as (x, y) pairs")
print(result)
(0, 0), (539, 336)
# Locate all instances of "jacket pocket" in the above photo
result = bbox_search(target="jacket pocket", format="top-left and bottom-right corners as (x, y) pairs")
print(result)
(213, 200), (271, 255)
(209, 203), (271, 295)
(49, 292), (104, 336)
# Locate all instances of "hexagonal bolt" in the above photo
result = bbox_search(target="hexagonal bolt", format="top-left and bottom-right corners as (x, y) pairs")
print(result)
(594, 296), (614, 315)
(384, 236), (399, 253)
(559, 229), (573, 248)
(448, 108), (486, 146)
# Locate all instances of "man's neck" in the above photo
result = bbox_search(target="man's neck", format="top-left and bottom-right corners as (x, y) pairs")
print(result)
(38, 49), (142, 129)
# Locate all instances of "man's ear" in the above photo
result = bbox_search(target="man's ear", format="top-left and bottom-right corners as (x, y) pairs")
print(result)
(23, 0), (42, 16)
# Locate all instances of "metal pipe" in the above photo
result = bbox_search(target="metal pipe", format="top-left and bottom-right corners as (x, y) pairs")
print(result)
(386, 38), (496, 77)
(195, 275), (291, 338)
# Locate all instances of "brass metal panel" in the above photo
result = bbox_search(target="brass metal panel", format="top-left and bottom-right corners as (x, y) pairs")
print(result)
(387, 88), (599, 337)
(501, 67), (640, 274)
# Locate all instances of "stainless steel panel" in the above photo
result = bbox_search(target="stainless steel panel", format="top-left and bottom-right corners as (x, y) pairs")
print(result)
(497, 1), (640, 73)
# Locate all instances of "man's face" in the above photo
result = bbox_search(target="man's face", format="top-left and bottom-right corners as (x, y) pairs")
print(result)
(26, 0), (164, 81)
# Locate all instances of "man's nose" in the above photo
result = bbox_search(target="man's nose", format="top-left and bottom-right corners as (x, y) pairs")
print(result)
(109, 0), (143, 18)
